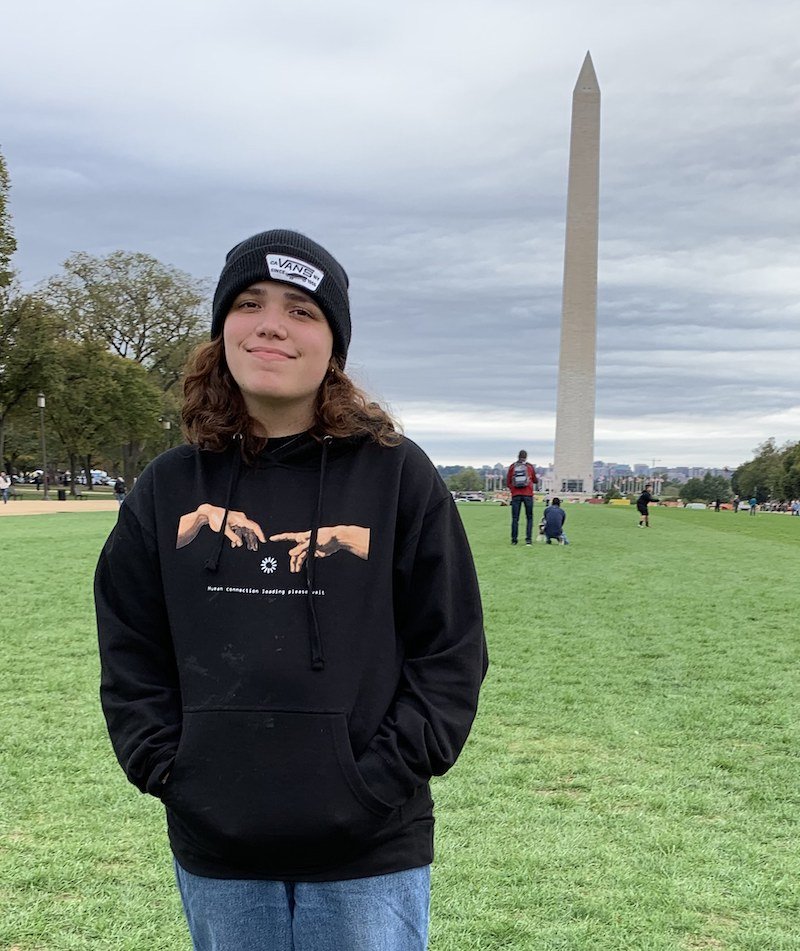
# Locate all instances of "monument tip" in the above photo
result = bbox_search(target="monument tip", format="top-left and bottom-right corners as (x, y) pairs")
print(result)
(575, 51), (599, 94)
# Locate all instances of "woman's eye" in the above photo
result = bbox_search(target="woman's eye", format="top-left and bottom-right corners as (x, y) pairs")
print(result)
(290, 307), (315, 319)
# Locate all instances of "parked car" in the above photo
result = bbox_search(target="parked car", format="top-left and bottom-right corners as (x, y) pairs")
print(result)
(76, 469), (111, 485)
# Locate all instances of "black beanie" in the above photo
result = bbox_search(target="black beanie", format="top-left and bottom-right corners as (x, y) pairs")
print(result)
(211, 230), (351, 364)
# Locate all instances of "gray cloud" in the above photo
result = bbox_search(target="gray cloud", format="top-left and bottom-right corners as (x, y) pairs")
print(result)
(2, 0), (798, 468)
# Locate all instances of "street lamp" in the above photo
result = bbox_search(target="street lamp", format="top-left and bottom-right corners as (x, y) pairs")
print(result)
(161, 418), (172, 451)
(37, 392), (49, 501)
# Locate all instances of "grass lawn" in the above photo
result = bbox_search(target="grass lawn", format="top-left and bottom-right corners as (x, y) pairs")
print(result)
(1, 505), (798, 950)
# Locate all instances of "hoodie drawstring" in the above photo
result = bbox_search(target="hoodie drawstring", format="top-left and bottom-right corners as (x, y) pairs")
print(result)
(203, 433), (330, 672)
(204, 437), (243, 573)
(306, 435), (331, 671)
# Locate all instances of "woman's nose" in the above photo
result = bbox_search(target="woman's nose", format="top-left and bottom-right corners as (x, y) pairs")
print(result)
(254, 304), (288, 337)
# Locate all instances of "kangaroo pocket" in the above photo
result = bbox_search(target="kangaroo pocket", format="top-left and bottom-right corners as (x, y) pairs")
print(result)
(162, 709), (394, 872)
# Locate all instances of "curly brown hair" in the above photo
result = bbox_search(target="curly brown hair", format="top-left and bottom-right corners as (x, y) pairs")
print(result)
(181, 338), (401, 457)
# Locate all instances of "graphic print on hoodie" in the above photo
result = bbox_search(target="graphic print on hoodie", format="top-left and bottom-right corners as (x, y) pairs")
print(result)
(96, 434), (487, 881)
(176, 504), (370, 578)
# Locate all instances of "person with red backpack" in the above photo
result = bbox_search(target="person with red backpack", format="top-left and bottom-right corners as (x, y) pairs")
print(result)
(506, 450), (538, 545)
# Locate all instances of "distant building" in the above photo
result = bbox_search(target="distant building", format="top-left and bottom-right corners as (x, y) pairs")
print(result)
(708, 468), (733, 480)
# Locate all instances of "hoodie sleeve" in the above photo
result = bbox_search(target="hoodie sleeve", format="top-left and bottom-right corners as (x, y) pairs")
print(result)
(356, 490), (488, 807)
(95, 502), (182, 796)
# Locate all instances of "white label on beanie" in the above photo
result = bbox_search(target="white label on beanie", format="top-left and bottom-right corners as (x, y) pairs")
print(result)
(266, 254), (325, 291)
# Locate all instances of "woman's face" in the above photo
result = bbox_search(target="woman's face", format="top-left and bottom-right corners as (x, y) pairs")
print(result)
(223, 281), (334, 421)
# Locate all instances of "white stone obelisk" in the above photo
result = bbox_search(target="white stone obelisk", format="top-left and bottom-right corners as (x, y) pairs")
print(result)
(552, 52), (600, 497)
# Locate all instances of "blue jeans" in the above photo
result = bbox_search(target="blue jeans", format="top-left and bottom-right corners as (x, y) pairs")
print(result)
(174, 860), (430, 951)
(510, 495), (533, 543)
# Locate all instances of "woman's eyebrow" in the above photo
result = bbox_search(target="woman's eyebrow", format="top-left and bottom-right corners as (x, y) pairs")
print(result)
(236, 285), (266, 296)
(284, 290), (318, 307)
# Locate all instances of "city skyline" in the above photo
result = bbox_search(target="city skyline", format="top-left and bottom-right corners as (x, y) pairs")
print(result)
(437, 458), (736, 478)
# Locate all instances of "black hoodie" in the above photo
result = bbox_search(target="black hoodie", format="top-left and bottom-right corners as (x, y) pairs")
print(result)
(95, 434), (487, 881)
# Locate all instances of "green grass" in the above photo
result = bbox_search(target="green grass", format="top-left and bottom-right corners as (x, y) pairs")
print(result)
(1, 506), (798, 950)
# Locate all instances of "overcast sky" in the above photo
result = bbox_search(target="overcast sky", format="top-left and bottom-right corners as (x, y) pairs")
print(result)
(3, 0), (798, 468)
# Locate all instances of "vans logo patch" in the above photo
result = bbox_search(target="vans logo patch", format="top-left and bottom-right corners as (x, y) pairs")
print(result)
(266, 254), (324, 291)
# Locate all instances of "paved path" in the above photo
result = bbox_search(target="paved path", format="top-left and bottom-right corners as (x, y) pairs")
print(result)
(0, 499), (119, 517)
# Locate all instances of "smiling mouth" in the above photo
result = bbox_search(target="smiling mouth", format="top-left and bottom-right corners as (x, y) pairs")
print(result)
(248, 348), (294, 360)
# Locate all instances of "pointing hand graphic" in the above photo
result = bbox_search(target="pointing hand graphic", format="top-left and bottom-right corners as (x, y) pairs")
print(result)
(269, 526), (370, 573)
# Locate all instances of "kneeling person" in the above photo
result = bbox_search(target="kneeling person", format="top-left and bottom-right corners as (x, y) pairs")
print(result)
(543, 497), (567, 544)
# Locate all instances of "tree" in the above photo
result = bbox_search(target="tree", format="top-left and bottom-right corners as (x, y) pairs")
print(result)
(701, 472), (732, 503)
(45, 251), (208, 478)
(47, 340), (161, 492)
(681, 478), (706, 502)
(45, 340), (159, 492)
(660, 481), (682, 500)
(1, 407), (42, 476)
(437, 465), (465, 481)
(0, 150), (45, 467)
(732, 439), (789, 502)
(779, 443), (800, 499)
(0, 293), (62, 468)
(108, 358), (165, 484)
(47, 250), (209, 393)
(0, 150), (16, 289)
(446, 468), (482, 492)
(680, 474), (731, 503)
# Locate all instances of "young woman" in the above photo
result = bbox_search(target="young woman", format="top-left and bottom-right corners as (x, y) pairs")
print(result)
(95, 230), (487, 951)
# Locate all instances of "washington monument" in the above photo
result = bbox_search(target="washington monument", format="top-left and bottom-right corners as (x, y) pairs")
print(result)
(552, 52), (600, 496)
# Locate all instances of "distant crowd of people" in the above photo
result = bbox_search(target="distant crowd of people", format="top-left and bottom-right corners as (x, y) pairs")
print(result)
(0, 470), (127, 501)
(500, 452), (800, 548)
(752, 498), (800, 515)
(730, 496), (800, 515)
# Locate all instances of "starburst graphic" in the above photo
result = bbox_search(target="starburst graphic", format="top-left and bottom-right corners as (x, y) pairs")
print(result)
(260, 556), (278, 574)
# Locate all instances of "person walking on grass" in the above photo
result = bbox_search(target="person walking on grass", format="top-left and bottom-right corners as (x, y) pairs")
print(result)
(0, 471), (10, 504)
(95, 229), (487, 951)
(749, 496), (758, 515)
(506, 449), (538, 545)
(113, 477), (126, 506)
(636, 483), (659, 528)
